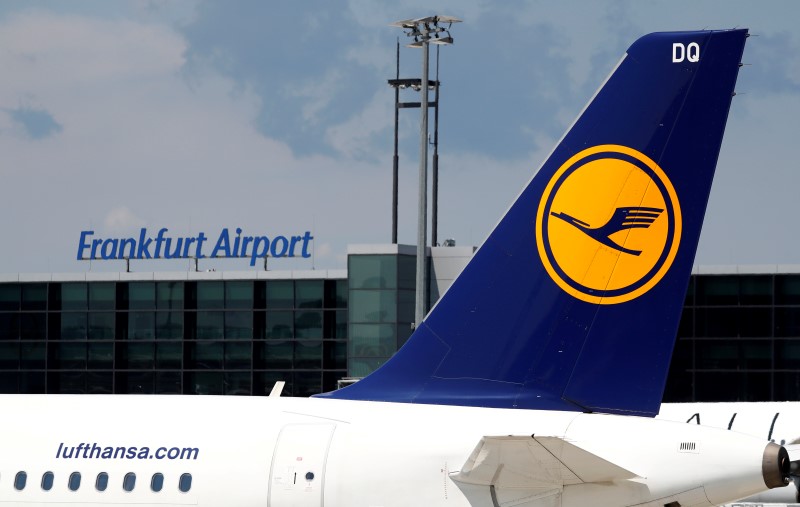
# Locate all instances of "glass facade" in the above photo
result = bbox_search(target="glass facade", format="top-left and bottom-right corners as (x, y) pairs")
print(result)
(347, 254), (415, 377)
(663, 274), (800, 402)
(0, 278), (347, 396)
(2, 264), (800, 402)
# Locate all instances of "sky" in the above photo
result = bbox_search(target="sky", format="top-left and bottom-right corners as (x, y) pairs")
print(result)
(0, 1), (799, 274)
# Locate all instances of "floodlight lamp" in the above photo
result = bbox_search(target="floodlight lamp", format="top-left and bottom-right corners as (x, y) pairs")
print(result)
(431, 36), (454, 45)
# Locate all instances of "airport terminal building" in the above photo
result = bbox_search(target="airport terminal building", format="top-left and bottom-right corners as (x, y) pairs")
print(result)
(1, 244), (799, 403)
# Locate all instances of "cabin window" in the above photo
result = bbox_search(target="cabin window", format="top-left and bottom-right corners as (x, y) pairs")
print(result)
(14, 471), (27, 491)
(151, 473), (163, 492)
(68, 472), (81, 491)
(96, 472), (108, 491)
(123, 472), (136, 492)
(41, 471), (54, 491)
(178, 473), (192, 492)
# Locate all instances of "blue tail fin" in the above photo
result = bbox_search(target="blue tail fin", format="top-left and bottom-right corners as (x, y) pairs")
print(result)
(319, 29), (748, 416)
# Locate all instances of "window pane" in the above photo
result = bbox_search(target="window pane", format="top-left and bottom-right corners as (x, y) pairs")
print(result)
(0, 342), (19, 369)
(157, 282), (184, 310)
(774, 372), (800, 401)
(86, 372), (113, 394)
(179, 473), (192, 493)
(156, 342), (182, 369)
(156, 311), (183, 339)
(186, 371), (223, 394)
(695, 372), (770, 402)
(225, 342), (251, 369)
(96, 472), (108, 491)
(68, 472), (81, 491)
(740, 276), (772, 305)
(123, 473), (136, 492)
(156, 371), (182, 394)
(776, 275), (800, 305)
(0, 313), (19, 340)
(188, 342), (223, 369)
(20, 312), (46, 340)
(21, 283), (47, 311)
(323, 310), (347, 339)
(15, 471), (27, 490)
(696, 340), (770, 370)
(295, 341), (322, 369)
(696, 276), (738, 305)
(296, 280), (323, 308)
(776, 307), (800, 338)
(128, 312), (155, 340)
(88, 312), (115, 340)
(197, 311), (224, 339)
(350, 290), (396, 323)
(775, 340), (800, 369)
(398, 254), (416, 290)
(128, 282), (155, 310)
(61, 284), (88, 310)
(118, 372), (154, 394)
(397, 289), (415, 323)
(197, 281), (224, 309)
(349, 323), (396, 358)
(254, 341), (293, 369)
(50, 372), (85, 393)
(295, 311), (322, 338)
(56, 343), (86, 369)
(121, 342), (154, 370)
(739, 307), (772, 337)
(323, 341), (347, 370)
(0, 372), (17, 393)
(20, 342), (45, 369)
(151, 473), (163, 492)
(89, 283), (115, 310)
(324, 279), (348, 309)
(0, 284), (20, 310)
(677, 308), (693, 338)
(266, 311), (293, 339)
(349, 255), (397, 289)
(61, 313), (87, 340)
(225, 311), (252, 339)
(41, 471), (54, 491)
(348, 357), (385, 378)
(224, 371), (251, 395)
(266, 281), (294, 308)
(294, 371), (321, 397)
(225, 281), (253, 309)
(19, 371), (45, 393)
(88, 342), (113, 369)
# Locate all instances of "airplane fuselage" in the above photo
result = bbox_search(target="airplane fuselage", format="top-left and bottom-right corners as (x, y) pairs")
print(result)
(0, 395), (782, 507)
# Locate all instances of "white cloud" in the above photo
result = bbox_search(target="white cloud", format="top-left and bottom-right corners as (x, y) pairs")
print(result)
(103, 206), (147, 232)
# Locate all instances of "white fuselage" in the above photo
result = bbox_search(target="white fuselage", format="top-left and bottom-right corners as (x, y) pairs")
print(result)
(0, 395), (781, 507)
(660, 402), (800, 505)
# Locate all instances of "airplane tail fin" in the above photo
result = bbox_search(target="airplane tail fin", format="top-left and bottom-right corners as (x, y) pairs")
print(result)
(318, 29), (748, 416)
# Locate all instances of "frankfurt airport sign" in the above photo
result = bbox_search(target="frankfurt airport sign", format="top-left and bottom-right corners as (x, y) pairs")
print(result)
(78, 228), (313, 266)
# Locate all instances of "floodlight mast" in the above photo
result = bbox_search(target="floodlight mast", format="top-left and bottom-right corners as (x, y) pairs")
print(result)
(391, 15), (460, 328)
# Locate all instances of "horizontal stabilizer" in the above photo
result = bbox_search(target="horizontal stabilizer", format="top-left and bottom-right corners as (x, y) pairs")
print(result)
(451, 435), (639, 489)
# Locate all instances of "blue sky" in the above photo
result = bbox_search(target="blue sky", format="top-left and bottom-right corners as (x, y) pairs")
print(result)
(1, 1), (799, 273)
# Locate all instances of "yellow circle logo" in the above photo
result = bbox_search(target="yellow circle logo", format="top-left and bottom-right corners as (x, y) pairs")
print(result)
(535, 145), (681, 305)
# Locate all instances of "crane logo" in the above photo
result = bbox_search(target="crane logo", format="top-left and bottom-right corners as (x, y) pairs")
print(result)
(535, 145), (682, 305)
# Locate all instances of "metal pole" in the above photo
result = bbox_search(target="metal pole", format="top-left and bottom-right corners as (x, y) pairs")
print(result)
(392, 39), (400, 245)
(415, 38), (430, 327)
(432, 44), (440, 248)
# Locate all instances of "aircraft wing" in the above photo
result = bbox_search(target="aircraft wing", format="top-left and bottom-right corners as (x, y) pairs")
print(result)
(451, 435), (640, 489)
